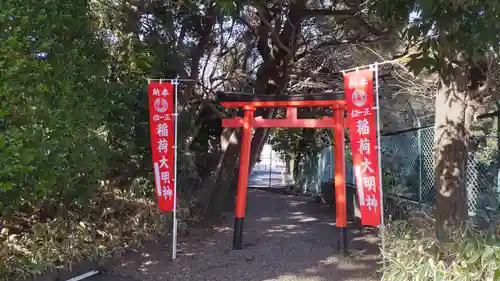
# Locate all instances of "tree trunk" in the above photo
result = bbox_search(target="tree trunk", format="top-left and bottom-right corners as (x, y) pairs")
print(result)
(205, 128), (270, 217)
(433, 78), (474, 240)
(194, 128), (239, 205)
(205, 137), (241, 216)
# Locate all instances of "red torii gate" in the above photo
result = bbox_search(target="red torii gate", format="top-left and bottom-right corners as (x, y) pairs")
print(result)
(217, 92), (348, 251)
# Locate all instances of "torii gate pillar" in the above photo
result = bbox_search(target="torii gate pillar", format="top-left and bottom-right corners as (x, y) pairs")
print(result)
(233, 106), (255, 249)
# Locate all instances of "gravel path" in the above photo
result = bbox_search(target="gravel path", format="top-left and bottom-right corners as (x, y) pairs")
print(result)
(103, 189), (380, 281)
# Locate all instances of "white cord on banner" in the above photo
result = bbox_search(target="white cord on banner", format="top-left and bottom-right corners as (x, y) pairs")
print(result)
(172, 77), (179, 261)
(341, 59), (401, 76)
(147, 78), (196, 82)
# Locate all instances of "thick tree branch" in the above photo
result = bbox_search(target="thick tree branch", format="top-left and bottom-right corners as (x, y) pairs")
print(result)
(181, 5), (217, 107)
(294, 36), (380, 61)
(256, 3), (271, 60)
(256, 9), (292, 57)
(354, 16), (391, 36)
(302, 9), (360, 18)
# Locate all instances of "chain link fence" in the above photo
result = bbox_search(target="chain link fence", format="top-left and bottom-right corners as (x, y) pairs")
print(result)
(295, 146), (355, 195)
(381, 126), (500, 218)
(296, 125), (500, 221)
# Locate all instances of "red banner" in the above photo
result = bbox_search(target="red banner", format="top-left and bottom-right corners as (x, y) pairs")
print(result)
(344, 70), (381, 227)
(148, 82), (176, 212)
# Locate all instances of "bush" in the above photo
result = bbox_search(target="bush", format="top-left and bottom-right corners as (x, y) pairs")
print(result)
(380, 214), (500, 281)
(0, 184), (169, 279)
(0, 0), (113, 215)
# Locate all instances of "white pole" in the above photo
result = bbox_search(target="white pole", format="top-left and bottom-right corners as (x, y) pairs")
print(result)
(373, 63), (385, 250)
(65, 271), (99, 281)
(172, 77), (179, 260)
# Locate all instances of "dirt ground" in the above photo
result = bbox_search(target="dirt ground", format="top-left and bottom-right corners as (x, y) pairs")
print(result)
(99, 189), (381, 281)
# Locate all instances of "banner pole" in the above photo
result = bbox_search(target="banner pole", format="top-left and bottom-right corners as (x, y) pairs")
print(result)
(172, 77), (179, 261)
(373, 63), (385, 254)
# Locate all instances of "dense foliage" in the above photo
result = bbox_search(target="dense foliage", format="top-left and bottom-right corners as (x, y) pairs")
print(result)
(1, 0), (110, 214)
(0, 0), (180, 277)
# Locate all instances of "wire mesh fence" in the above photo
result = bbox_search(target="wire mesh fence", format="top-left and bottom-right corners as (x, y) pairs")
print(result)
(295, 146), (355, 195)
(381, 126), (500, 217)
(296, 125), (500, 220)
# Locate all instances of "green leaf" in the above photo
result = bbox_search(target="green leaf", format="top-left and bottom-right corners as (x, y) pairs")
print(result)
(407, 57), (427, 76)
(415, 265), (428, 281)
(493, 268), (500, 281)
(482, 246), (494, 265)
(464, 240), (476, 258)
(434, 261), (446, 281)
(469, 250), (483, 264)
(0, 182), (14, 191)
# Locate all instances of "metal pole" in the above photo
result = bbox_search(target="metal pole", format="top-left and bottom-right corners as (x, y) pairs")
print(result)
(171, 78), (179, 260)
(269, 146), (272, 188)
(417, 117), (422, 202)
(407, 103), (422, 202)
(496, 102), (500, 204)
(373, 63), (385, 254)
(65, 271), (99, 281)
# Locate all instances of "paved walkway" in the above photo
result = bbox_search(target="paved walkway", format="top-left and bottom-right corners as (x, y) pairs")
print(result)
(248, 169), (294, 188)
(95, 190), (380, 281)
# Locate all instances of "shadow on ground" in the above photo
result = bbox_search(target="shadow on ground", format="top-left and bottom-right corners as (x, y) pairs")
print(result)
(103, 190), (380, 281)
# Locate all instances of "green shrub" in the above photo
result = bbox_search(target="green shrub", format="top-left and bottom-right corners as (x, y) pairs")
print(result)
(381, 216), (500, 281)
(0, 0), (112, 215)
